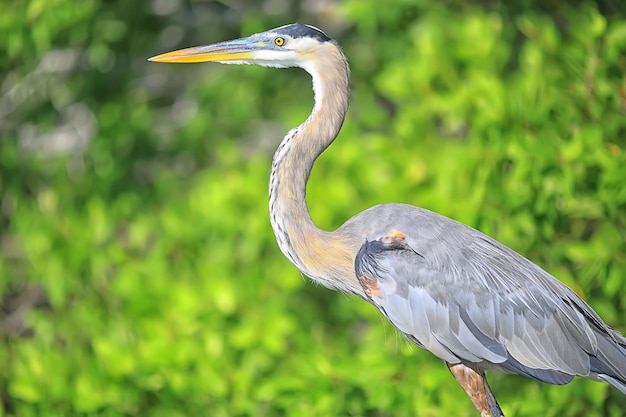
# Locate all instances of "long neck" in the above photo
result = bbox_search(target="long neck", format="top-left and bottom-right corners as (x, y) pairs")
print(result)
(269, 43), (362, 295)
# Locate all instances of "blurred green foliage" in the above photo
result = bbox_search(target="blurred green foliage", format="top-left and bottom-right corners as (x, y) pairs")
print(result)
(1, 0), (625, 416)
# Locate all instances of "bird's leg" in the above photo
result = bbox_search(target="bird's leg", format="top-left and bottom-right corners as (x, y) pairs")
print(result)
(483, 378), (504, 417)
(447, 363), (505, 417)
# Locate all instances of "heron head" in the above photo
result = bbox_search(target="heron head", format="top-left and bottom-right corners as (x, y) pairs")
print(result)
(149, 23), (333, 69)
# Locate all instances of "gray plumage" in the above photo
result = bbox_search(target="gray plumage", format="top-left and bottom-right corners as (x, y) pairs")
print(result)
(352, 203), (626, 393)
(150, 23), (626, 416)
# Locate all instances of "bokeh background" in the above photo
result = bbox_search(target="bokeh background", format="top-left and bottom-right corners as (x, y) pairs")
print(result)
(1, 0), (625, 416)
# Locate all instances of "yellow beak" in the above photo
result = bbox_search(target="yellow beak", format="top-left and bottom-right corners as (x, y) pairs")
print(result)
(148, 38), (258, 64)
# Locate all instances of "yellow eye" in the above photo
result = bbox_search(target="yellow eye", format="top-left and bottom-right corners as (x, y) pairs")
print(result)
(274, 37), (285, 46)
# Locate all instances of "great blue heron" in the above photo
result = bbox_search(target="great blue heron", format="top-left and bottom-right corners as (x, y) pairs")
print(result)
(149, 23), (626, 416)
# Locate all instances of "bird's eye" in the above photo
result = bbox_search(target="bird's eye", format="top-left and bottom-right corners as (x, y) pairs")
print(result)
(274, 37), (285, 47)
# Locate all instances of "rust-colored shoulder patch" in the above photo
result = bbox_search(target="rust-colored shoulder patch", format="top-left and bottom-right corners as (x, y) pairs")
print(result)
(358, 275), (383, 299)
(387, 229), (405, 240)
(381, 229), (406, 246)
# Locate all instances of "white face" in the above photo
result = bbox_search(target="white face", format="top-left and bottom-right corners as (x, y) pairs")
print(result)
(248, 36), (323, 68)
(149, 24), (333, 68)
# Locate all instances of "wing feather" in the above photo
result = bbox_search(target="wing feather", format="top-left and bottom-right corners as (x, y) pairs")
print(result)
(353, 222), (624, 386)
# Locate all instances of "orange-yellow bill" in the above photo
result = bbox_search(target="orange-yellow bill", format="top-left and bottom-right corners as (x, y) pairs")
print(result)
(149, 39), (258, 63)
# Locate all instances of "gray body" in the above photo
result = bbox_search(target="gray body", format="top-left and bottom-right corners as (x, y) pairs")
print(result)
(349, 203), (626, 391)
(150, 23), (626, 416)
